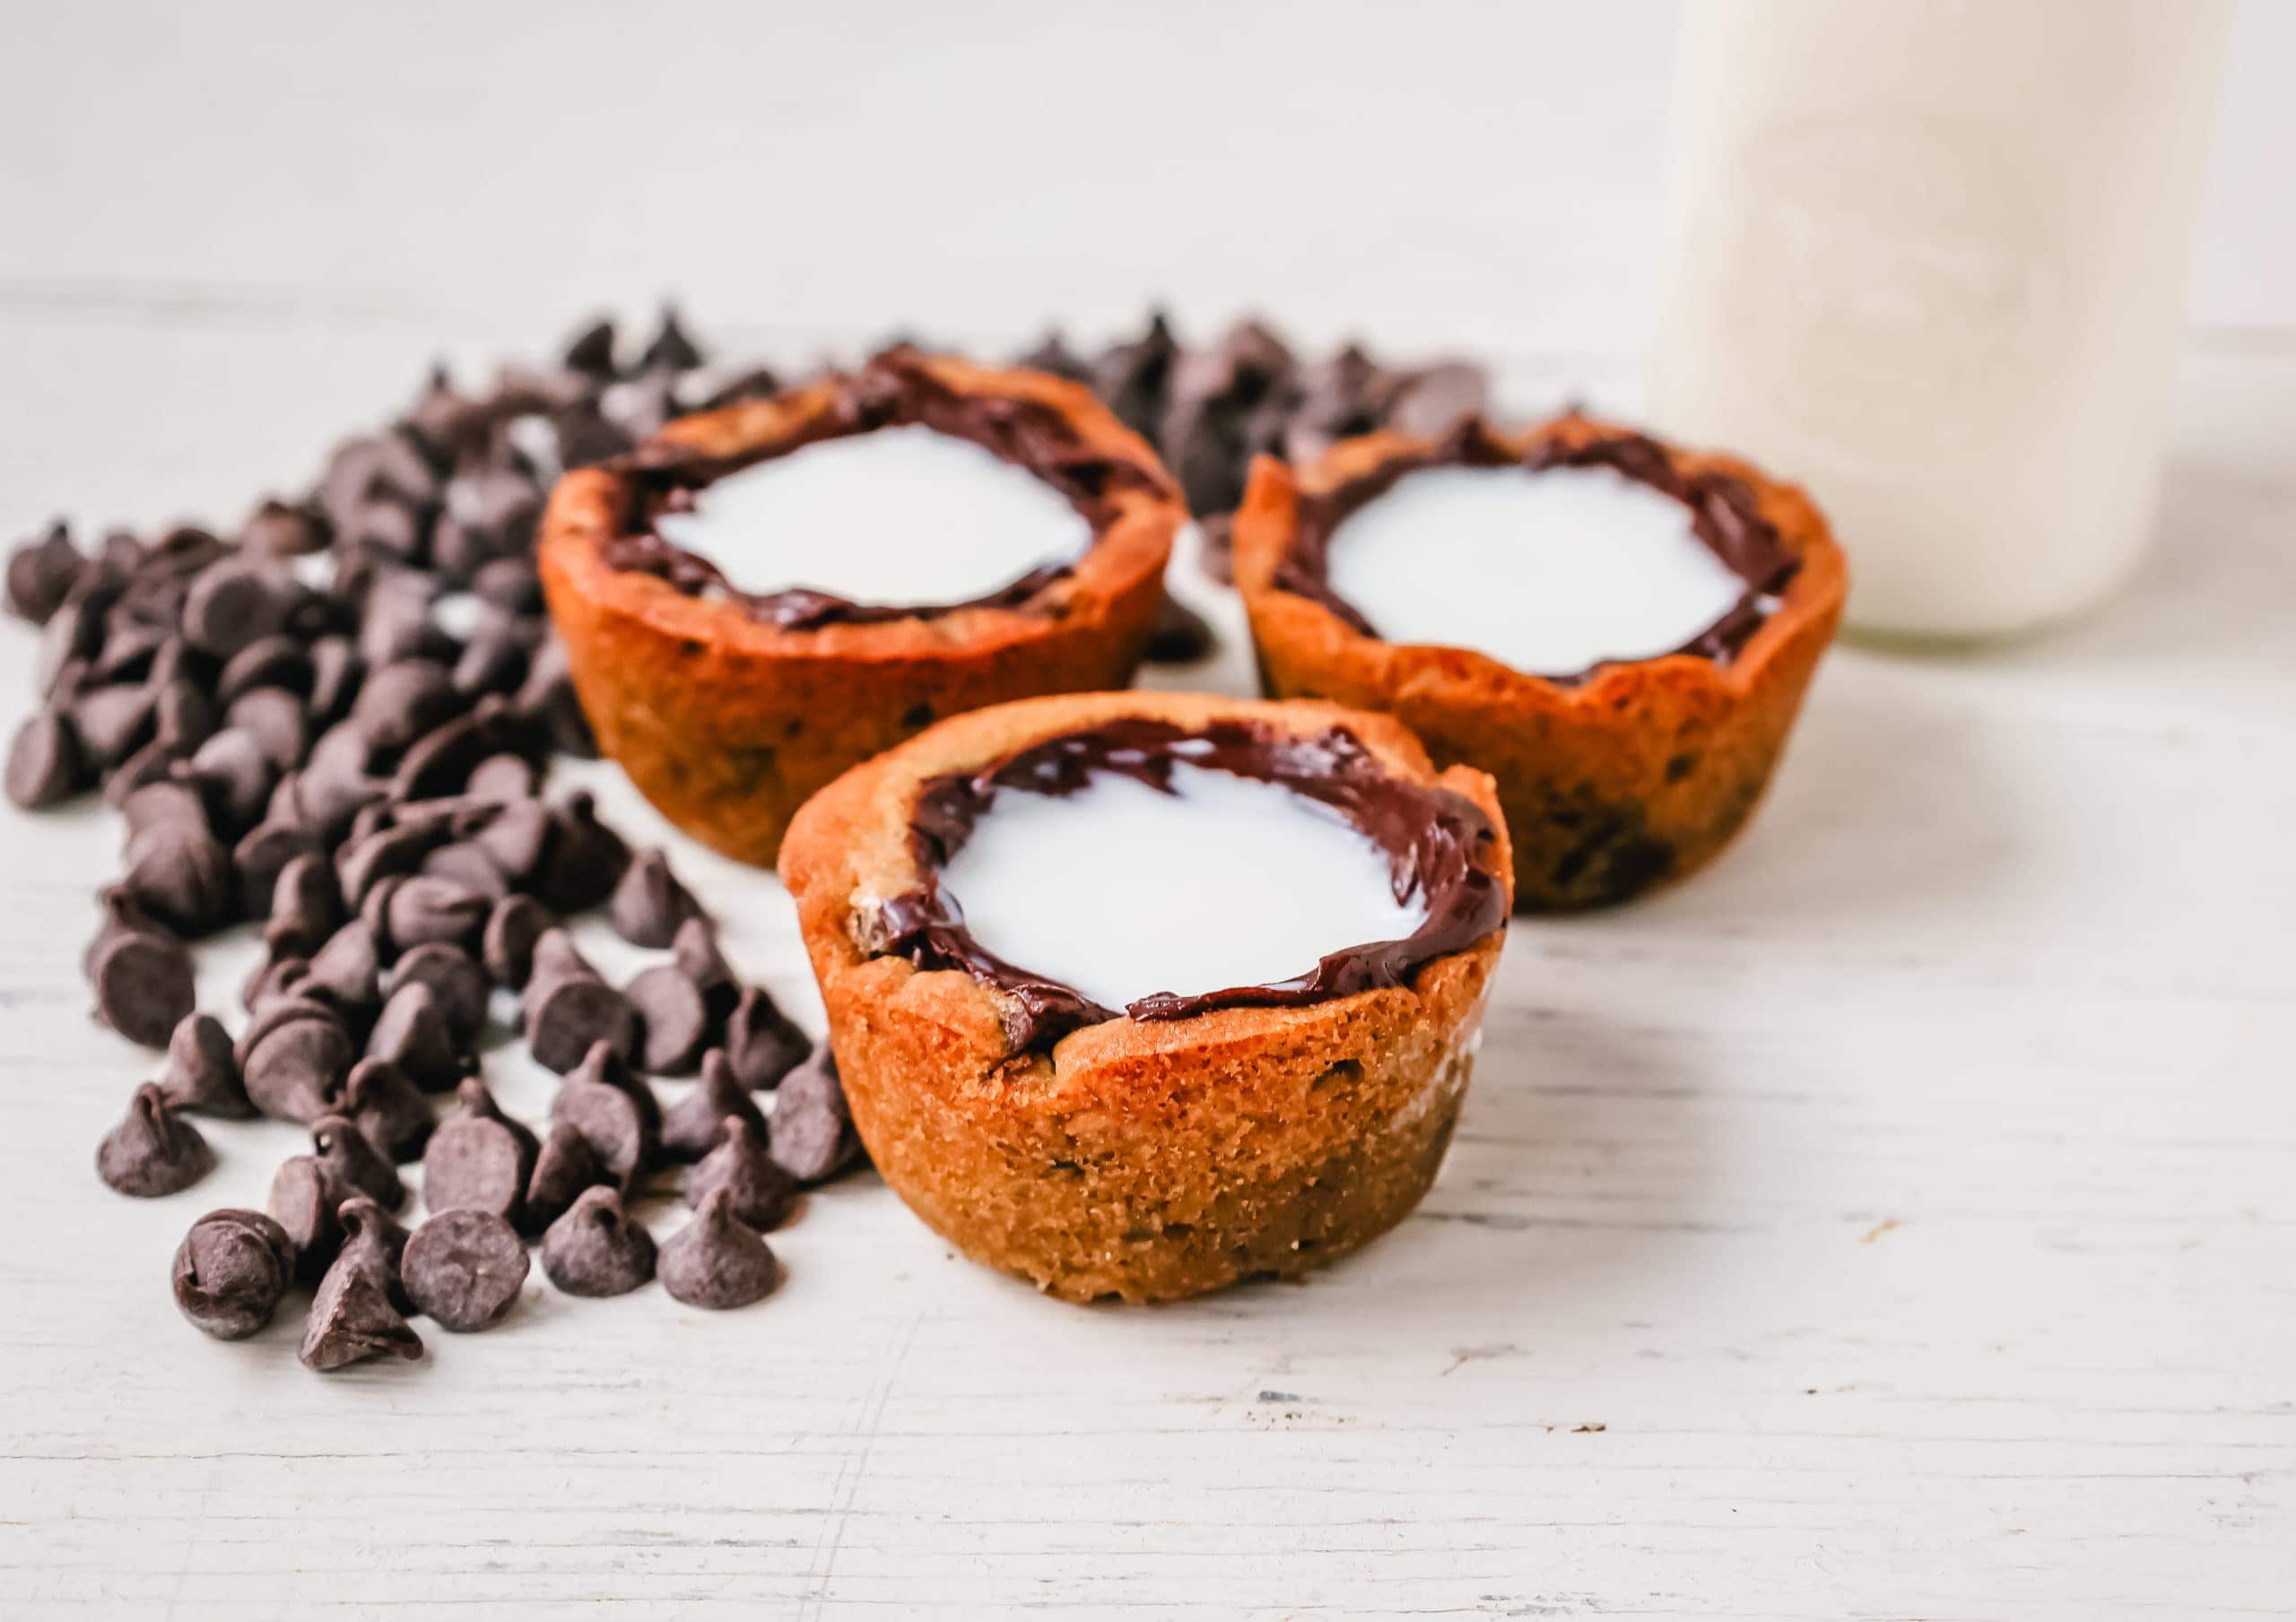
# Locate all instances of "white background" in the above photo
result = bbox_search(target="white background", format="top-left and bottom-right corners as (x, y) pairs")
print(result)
(0, 4), (2292, 1618)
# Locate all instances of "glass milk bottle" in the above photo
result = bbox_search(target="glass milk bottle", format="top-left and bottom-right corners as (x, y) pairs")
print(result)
(1648, 0), (2232, 641)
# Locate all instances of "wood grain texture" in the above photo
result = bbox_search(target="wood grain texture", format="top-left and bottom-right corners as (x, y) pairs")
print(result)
(0, 314), (2288, 1618)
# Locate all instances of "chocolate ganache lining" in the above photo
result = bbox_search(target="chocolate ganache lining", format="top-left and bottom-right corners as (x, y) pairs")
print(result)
(600, 347), (1171, 631)
(873, 718), (1509, 1051)
(1273, 418), (1801, 680)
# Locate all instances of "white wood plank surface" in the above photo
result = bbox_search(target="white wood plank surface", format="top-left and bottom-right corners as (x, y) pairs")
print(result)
(0, 3), (2292, 1616)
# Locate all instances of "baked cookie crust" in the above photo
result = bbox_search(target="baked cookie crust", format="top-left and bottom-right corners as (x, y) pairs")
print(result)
(778, 690), (1513, 1304)
(1232, 414), (1847, 911)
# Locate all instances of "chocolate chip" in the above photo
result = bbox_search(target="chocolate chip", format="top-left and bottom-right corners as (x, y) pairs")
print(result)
(403, 1209), (528, 1332)
(323, 431), (439, 521)
(639, 306), (705, 372)
(119, 777), (209, 842)
(182, 559), (292, 657)
(172, 1209), (294, 1340)
(91, 620), (168, 685)
(239, 499), (328, 559)
(387, 874), (491, 955)
(85, 884), (170, 975)
(89, 926), (196, 1050)
(348, 567), (431, 661)
(1094, 310), (1178, 442)
(387, 941), (490, 1047)
(332, 1192), (413, 1313)
(122, 820), (235, 935)
(481, 894), (552, 989)
(659, 1188), (781, 1310)
(422, 1077), (537, 1221)
(307, 637), (363, 724)
(662, 1050), (769, 1163)
(533, 791), (626, 912)
(392, 702), (524, 802)
(313, 1114), (406, 1211)
(540, 1186), (655, 1297)
(268, 1154), (352, 1283)
(96, 1082), (214, 1197)
(303, 918), (383, 1015)
(300, 1254), (423, 1372)
(160, 1011), (254, 1118)
(628, 962), (712, 1076)
(369, 982), (465, 1092)
(153, 677), (216, 755)
(239, 952), (311, 1017)
(514, 643), (596, 759)
(520, 1121), (604, 1236)
(723, 985), (812, 1090)
(471, 796), (553, 888)
(525, 969), (636, 1074)
(561, 317), (618, 377)
(240, 999), (354, 1122)
(1143, 593), (1216, 665)
(349, 658), (458, 755)
(465, 751), (537, 803)
(181, 727), (277, 837)
(5, 520), (85, 625)
(335, 820), (433, 904)
(274, 757), (385, 846)
(233, 820), (319, 920)
(263, 851), (343, 957)
(609, 848), (698, 948)
(225, 686), (309, 770)
(71, 681), (158, 768)
(37, 602), (103, 697)
(6, 708), (85, 808)
(101, 739), (182, 807)
(550, 1041), (658, 1186)
(341, 1056), (435, 1161)
(771, 1049), (861, 1185)
(685, 1116), (794, 1232)
(669, 917), (737, 1017)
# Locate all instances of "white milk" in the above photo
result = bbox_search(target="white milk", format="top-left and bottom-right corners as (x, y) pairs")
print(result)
(939, 761), (1424, 1010)
(1325, 463), (1750, 675)
(1650, 0), (2231, 640)
(654, 423), (1089, 603)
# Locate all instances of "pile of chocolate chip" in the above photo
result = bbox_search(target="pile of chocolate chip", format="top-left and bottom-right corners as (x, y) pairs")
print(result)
(1019, 313), (1487, 585)
(3, 308), (1485, 1372)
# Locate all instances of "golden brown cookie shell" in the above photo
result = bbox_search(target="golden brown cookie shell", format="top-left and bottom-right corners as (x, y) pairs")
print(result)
(1232, 416), (1847, 911)
(538, 357), (1183, 867)
(778, 691), (1512, 1304)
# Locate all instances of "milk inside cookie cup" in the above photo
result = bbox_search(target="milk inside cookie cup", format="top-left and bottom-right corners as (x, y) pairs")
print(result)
(651, 423), (1091, 608)
(1233, 414), (1847, 912)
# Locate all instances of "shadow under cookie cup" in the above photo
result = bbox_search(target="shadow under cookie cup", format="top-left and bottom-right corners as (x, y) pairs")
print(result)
(777, 690), (1513, 1305)
(538, 352), (1183, 869)
(1231, 414), (1848, 912)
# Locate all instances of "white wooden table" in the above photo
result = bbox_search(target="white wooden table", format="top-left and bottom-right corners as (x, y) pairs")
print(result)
(2, 4), (2292, 1617)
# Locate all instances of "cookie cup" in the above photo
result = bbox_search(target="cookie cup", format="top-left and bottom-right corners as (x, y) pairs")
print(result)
(1233, 415), (1847, 911)
(540, 355), (1183, 868)
(778, 690), (1512, 1304)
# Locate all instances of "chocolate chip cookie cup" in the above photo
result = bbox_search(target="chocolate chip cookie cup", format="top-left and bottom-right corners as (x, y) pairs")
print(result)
(778, 691), (1512, 1304)
(1233, 415), (1847, 911)
(539, 349), (1183, 867)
